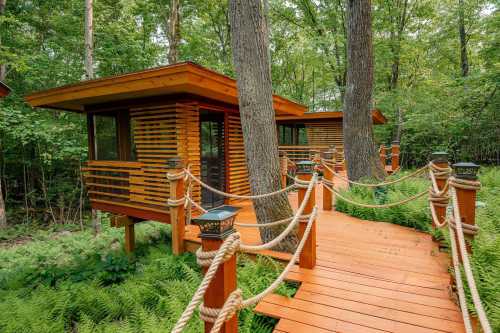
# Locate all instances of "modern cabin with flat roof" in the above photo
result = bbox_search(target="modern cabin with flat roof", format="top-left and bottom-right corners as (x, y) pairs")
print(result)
(25, 62), (307, 226)
(276, 110), (386, 161)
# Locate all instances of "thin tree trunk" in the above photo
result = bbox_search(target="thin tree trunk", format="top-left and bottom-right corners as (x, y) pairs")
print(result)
(458, 0), (469, 77)
(343, 0), (385, 181)
(167, 0), (180, 64)
(84, 0), (94, 80)
(0, 0), (7, 229)
(229, 0), (297, 252)
(85, 0), (100, 233)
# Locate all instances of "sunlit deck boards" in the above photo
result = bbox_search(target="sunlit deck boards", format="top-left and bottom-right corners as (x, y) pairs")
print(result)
(185, 183), (465, 333)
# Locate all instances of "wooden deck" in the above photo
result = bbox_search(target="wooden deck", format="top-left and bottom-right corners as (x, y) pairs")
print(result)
(184, 183), (466, 333)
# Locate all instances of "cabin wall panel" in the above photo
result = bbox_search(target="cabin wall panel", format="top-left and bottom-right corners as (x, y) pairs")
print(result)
(227, 114), (250, 201)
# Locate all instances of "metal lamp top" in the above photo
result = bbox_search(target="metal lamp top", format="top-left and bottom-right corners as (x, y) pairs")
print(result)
(431, 151), (449, 163)
(452, 162), (480, 180)
(192, 205), (241, 240)
(296, 160), (315, 174)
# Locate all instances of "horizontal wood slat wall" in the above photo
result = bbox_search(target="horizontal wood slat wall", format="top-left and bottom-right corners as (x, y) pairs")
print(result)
(227, 114), (250, 201)
(305, 121), (343, 148)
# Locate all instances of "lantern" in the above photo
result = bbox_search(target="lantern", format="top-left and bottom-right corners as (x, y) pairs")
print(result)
(192, 205), (241, 239)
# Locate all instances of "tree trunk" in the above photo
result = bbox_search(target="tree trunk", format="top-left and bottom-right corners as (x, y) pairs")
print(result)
(167, 0), (180, 64)
(229, 0), (297, 252)
(0, 0), (7, 229)
(84, 0), (100, 233)
(458, 0), (469, 77)
(343, 0), (385, 181)
(84, 0), (94, 80)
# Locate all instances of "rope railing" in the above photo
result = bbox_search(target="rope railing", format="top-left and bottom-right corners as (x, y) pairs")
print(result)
(171, 182), (319, 333)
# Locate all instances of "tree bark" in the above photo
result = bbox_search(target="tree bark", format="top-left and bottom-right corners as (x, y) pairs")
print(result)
(458, 0), (469, 77)
(167, 0), (180, 64)
(84, 0), (100, 233)
(343, 0), (385, 181)
(0, 0), (7, 229)
(229, 0), (297, 252)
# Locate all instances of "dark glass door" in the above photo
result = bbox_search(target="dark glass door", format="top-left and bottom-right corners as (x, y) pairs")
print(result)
(200, 112), (225, 208)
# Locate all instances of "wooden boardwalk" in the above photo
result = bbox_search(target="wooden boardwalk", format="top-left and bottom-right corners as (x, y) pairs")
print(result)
(184, 185), (466, 333)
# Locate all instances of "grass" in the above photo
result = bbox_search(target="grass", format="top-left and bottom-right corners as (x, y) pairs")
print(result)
(0, 218), (296, 333)
(335, 167), (500, 331)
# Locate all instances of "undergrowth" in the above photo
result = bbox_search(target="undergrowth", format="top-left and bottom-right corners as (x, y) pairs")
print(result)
(335, 167), (500, 331)
(0, 219), (296, 332)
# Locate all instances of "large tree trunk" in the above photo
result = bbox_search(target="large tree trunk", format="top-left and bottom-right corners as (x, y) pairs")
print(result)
(229, 0), (297, 252)
(0, 0), (7, 229)
(84, 0), (100, 234)
(343, 0), (385, 181)
(167, 0), (180, 64)
(458, 0), (469, 77)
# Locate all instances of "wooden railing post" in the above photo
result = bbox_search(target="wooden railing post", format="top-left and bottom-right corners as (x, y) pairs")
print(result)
(296, 161), (317, 269)
(431, 152), (450, 229)
(391, 141), (400, 171)
(321, 150), (334, 211)
(167, 157), (185, 255)
(452, 162), (480, 254)
(379, 145), (386, 167)
(333, 148), (343, 173)
(194, 214), (238, 333)
(279, 151), (288, 189)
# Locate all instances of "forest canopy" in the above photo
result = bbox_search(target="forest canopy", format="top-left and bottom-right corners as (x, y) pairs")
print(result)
(0, 0), (498, 223)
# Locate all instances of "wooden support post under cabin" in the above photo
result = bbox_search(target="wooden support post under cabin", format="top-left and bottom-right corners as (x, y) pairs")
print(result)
(280, 151), (288, 189)
(321, 150), (334, 211)
(379, 145), (386, 168)
(452, 162), (480, 255)
(111, 215), (135, 253)
(391, 141), (400, 171)
(194, 217), (238, 333)
(431, 152), (450, 229)
(167, 157), (186, 255)
(297, 161), (317, 269)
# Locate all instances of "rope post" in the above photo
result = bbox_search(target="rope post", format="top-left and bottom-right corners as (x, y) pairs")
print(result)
(194, 212), (238, 333)
(167, 157), (185, 255)
(280, 151), (288, 189)
(431, 152), (450, 229)
(391, 141), (400, 171)
(452, 162), (480, 255)
(296, 160), (317, 269)
(321, 150), (334, 211)
(379, 145), (386, 167)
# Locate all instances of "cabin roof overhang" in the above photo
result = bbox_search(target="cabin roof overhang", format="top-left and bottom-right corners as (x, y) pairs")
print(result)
(275, 109), (387, 124)
(25, 62), (307, 116)
(0, 81), (11, 98)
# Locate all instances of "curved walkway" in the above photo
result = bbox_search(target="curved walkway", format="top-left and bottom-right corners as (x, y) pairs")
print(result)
(184, 185), (466, 332)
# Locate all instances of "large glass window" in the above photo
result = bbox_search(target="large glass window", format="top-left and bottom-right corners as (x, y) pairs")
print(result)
(94, 114), (118, 160)
(278, 124), (308, 145)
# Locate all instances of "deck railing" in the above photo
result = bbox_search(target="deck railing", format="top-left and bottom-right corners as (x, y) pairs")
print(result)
(278, 145), (330, 163)
(82, 160), (170, 212)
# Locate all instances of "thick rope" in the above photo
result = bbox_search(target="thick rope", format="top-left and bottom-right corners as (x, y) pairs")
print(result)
(207, 206), (319, 333)
(448, 180), (492, 333)
(184, 168), (298, 200)
(324, 183), (428, 208)
(239, 173), (317, 251)
(171, 232), (241, 333)
(321, 159), (428, 187)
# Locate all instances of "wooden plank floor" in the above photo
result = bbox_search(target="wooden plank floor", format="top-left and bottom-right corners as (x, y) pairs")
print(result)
(184, 178), (466, 333)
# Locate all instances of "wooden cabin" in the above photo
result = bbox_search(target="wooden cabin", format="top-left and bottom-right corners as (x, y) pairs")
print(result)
(25, 62), (307, 226)
(0, 81), (10, 98)
(276, 110), (387, 162)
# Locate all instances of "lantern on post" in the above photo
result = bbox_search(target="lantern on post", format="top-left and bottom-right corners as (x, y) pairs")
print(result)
(192, 205), (241, 333)
(296, 160), (317, 269)
(452, 162), (480, 255)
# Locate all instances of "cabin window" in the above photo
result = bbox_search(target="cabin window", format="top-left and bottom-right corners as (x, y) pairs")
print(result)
(278, 124), (308, 145)
(94, 114), (119, 160)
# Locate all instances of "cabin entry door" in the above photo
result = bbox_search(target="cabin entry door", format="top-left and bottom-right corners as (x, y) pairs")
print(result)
(200, 112), (226, 209)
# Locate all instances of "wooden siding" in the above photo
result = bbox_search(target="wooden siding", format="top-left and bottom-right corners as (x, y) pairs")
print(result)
(305, 121), (343, 148)
(227, 113), (251, 200)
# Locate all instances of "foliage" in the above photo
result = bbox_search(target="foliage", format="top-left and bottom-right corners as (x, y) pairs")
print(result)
(0, 222), (297, 332)
(335, 170), (431, 231)
(336, 167), (500, 330)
